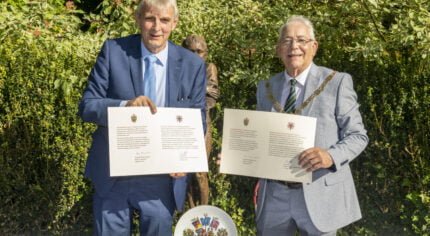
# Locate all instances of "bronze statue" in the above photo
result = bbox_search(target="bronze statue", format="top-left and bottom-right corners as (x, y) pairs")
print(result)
(182, 35), (220, 206)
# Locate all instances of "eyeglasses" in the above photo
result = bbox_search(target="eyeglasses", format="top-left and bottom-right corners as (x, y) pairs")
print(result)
(280, 38), (313, 47)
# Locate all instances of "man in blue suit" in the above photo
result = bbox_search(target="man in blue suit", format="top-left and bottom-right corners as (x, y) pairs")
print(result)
(78, 0), (206, 235)
(255, 15), (368, 235)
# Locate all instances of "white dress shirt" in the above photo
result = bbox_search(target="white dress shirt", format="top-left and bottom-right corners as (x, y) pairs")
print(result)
(278, 64), (312, 110)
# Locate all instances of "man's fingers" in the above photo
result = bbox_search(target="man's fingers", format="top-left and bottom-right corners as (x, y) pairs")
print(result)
(126, 96), (157, 114)
(147, 100), (157, 114)
(299, 147), (333, 171)
(170, 173), (186, 178)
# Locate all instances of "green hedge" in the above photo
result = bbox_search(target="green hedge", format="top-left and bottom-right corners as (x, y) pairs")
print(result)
(0, 2), (99, 233)
(0, 0), (429, 235)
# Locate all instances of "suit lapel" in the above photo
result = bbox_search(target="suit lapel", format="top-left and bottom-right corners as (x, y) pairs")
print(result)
(166, 42), (182, 107)
(128, 35), (143, 96)
(301, 63), (321, 115)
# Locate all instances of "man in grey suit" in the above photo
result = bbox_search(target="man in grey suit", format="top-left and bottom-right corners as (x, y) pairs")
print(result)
(255, 15), (368, 235)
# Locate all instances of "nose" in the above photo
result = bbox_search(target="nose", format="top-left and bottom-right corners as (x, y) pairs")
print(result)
(290, 39), (300, 48)
(152, 18), (161, 31)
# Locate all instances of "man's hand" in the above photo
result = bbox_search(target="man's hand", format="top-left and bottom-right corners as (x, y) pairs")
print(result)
(126, 96), (157, 114)
(170, 173), (186, 178)
(298, 147), (334, 172)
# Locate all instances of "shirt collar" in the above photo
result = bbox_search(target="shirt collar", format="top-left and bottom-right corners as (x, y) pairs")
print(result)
(140, 42), (168, 66)
(283, 63), (312, 87)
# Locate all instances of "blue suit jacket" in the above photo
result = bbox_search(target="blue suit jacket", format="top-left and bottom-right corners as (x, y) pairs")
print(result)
(256, 63), (368, 232)
(78, 34), (206, 211)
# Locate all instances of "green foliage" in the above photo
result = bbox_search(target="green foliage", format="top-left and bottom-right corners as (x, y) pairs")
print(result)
(334, 1), (430, 235)
(84, 0), (139, 37)
(0, 1), (84, 41)
(0, 0), (429, 235)
(0, 1), (100, 234)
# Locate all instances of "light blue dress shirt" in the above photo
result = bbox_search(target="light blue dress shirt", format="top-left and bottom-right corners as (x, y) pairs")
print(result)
(120, 43), (168, 107)
(141, 43), (168, 107)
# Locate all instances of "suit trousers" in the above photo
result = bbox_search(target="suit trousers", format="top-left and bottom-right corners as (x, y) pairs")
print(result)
(92, 175), (175, 236)
(256, 181), (336, 236)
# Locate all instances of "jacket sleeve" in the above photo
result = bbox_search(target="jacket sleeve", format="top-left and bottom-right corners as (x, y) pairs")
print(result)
(327, 74), (369, 171)
(78, 40), (122, 127)
(193, 61), (207, 134)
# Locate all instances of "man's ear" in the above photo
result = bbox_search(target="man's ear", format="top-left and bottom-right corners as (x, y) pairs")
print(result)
(134, 13), (141, 28)
(275, 44), (281, 58)
(172, 17), (178, 30)
(312, 40), (319, 56)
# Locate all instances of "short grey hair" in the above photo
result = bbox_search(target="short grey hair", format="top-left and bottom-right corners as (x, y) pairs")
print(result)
(278, 15), (316, 42)
(135, 0), (179, 20)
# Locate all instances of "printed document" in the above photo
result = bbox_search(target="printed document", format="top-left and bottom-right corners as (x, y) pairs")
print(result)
(220, 108), (315, 183)
(108, 107), (208, 176)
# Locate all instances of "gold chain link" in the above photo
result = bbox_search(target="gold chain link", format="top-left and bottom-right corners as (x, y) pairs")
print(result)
(265, 71), (337, 114)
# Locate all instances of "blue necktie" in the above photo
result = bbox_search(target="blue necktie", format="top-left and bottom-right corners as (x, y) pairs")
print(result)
(284, 79), (297, 113)
(144, 55), (157, 102)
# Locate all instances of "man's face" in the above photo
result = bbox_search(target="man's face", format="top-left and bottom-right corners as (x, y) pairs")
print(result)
(138, 5), (177, 53)
(277, 21), (318, 77)
(187, 42), (208, 61)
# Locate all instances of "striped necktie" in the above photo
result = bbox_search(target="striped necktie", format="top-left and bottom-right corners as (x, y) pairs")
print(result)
(284, 79), (297, 113)
(144, 55), (157, 102)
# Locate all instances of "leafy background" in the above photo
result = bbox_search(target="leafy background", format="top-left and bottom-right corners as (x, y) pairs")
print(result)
(0, 0), (429, 235)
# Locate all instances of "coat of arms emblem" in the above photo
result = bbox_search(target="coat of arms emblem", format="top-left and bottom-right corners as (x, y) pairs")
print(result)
(243, 118), (249, 126)
(176, 115), (183, 123)
(131, 114), (137, 123)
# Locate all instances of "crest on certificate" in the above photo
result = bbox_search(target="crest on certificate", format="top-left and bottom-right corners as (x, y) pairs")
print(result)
(243, 117), (249, 126)
(131, 114), (137, 123)
(176, 115), (183, 123)
(288, 122), (295, 130)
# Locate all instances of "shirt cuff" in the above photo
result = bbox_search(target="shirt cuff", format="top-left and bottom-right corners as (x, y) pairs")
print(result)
(119, 100), (128, 107)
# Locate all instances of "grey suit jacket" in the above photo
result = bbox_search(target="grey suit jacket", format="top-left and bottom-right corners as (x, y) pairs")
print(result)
(255, 63), (368, 232)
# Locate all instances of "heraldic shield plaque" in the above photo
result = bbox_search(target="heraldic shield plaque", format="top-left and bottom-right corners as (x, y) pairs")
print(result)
(175, 205), (237, 236)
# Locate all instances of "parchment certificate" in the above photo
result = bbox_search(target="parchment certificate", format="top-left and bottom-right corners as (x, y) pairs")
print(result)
(220, 108), (316, 183)
(108, 107), (208, 176)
